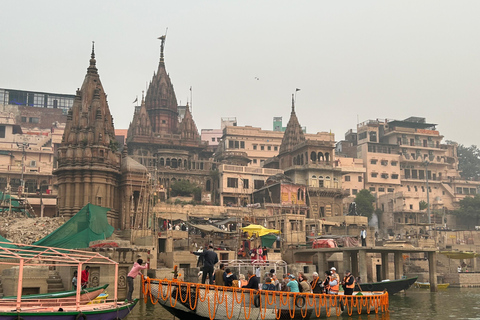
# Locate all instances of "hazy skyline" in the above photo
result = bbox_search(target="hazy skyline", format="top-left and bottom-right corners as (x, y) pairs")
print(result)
(1, 1), (479, 146)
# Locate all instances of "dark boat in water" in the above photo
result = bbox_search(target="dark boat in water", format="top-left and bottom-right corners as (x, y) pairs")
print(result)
(357, 276), (418, 294)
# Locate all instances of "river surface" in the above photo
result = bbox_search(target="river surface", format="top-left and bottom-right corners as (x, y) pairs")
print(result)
(124, 287), (480, 320)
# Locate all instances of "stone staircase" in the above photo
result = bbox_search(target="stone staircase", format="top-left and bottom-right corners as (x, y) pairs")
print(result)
(47, 270), (65, 293)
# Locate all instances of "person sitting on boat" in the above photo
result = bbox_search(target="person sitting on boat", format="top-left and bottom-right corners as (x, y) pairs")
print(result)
(242, 270), (260, 289)
(213, 263), (225, 286)
(262, 277), (276, 291)
(342, 270), (355, 295)
(126, 259), (148, 303)
(328, 267), (340, 294)
(72, 271), (78, 290)
(323, 270), (331, 293)
(224, 268), (237, 287)
(298, 272), (312, 293)
(310, 272), (322, 294)
(272, 273), (281, 291)
(280, 274), (289, 291)
(239, 274), (248, 288)
(81, 265), (90, 289)
(286, 274), (300, 293)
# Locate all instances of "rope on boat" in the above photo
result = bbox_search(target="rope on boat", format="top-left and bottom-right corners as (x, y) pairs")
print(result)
(141, 277), (389, 319)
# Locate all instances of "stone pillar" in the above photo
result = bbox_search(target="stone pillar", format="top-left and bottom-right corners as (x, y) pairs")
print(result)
(316, 252), (328, 274)
(342, 251), (351, 273)
(358, 249), (367, 283)
(381, 252), (389, 280)
(394, 251), (403, 280)
(428, 251), (437, 292)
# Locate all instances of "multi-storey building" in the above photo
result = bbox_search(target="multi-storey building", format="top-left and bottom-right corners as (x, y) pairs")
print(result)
(343, 116), (480, 235)
(0, 88), (74, 115)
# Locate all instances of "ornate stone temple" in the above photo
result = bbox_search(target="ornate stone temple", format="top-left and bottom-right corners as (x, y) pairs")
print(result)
(54, 44), (150, 229)
(126, 36), (216, 202)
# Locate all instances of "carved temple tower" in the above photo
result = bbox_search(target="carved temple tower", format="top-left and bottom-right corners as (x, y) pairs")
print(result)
(54, 44), (122, 224)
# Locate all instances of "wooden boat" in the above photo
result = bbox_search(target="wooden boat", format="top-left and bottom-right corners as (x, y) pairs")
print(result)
(414, 282), (450, 289)
(2, 284), (108, 303)
(357, 276), (418, 295)
(142, 277), (389, 319)
(0, 241), (137, 320)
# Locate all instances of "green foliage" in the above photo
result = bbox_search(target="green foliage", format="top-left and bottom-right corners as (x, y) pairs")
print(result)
(354, 189), (376, 219)
(419, 200), (428, 211)
(170, 180), (201, 197)
(454, 143), (480, 180)
(109, 139), (119, 152)
(454, 195), (480, 228)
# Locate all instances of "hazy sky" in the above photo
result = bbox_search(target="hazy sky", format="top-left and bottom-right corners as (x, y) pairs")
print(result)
(1, 1), (479, 146)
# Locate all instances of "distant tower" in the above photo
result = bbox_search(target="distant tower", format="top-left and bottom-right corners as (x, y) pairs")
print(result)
(54, 43), (121, 224)
(145, 35), (179, 134)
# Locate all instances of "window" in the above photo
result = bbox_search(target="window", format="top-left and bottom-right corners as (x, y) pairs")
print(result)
(369, 131), (377, 142)
(162, 120), (166, 124)
(410, 204), (413, 209)
(391, 161), (398, 166)
(359, 131), (367, 140)
(387, 188), (394, 193)
(234, 141), (239, 148)
(21, 117), (27, 123)
(378, 187), (385, 192)
(261, 145), (265, 150)
(358, 176), (363, 182)
(345, 176), (351, 182)
(419, 170), (425, 179)
(267, 146), (271, 151)
(242, 179), (249, 189)
(240, 141), (245, 149)
(274, 146), (278, 151)
(412, 170), (418, 179)
(369, 187), (376, 192)
(253, 159), (257, 164)
(391, 174), (399, 179)
(211, 137), (215, 142)
(371, 172), (378, 178)
(254, 180), (265, 189)
(381, 173), (388, 179)
(414, 186), (418, 192)
(29, 117), (39, 123)
(352, 189), (358, 195)
(227, 178), (238, 188)
(404, 169), (410, 179)
(0, 126), (4, 138)
(381, 160), (388, 166)
(253, 144), (257, 150)
(370, 159), (378, 165)
(228, 140), (234, 148)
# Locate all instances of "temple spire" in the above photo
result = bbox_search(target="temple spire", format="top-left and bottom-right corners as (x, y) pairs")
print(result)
(291, 94), (295, 113)
(88, 41), (97, 74)
(158, 35), (166, 64)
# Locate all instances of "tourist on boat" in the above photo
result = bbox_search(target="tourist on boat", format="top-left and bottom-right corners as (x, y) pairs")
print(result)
(272, 273), (281, 291)
(224, 268), (237, 286)
(323, 270), (331, 293)
(286, 274), (300, 292)
(213, 263), (225, 286)
(328, 267), (340, 294)
(280, 274), (289, 291)
(81, 265), (90, 289)
(242, 270), (260, 289)
(126, 259), (148, 303)
(262, 277), (276, 291)
(298, 272), (312, 293)
(72, 271), (78, 290)
(310, 272), (323, 294)
(342, 270), (355, 295)
(360, 227), (367, 247)
(192, 245), (219, 284)
(239, 274), (248, 288)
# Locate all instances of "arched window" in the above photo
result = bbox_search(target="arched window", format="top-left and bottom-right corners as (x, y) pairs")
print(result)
(318, 152), (324, 161)
(166, 158), (171, 167)
(293, 157), (297, 165)
(300, 154), (304, 165)
(305, 152), (308, 164)
(171, 159), (177, 168)
(326, 176), (331, 180)
(310, 151), (316, 162)
(325, 152), (330, 162)
(206, 180), (211, 192)
(312, 175), (317, 179)
(184, 160), (187, 168)
(160, 158), (165, 166)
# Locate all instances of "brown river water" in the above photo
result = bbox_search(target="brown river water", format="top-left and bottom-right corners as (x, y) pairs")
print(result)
(125, 287), (480, 320)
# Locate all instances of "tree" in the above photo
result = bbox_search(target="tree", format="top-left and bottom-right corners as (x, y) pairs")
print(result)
(446, 141), (480, 180)
(419, 200), (428, 211)
(170, 180), (201, 199)
(454, 195), (480, 228)
(354, 189), (376, 219)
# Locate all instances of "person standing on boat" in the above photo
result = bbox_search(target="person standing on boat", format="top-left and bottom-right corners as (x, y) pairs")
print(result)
(322, 270), (331, 293)
(72, 271), (78, 290)
(328, 267), (340, 294)
(286, 274), (300, 292)
(342, 270), (355, 295)
(298, 272), (312, 293)
(360, 227), (367, 247)
(310, 272), (322, 294)
(126, 259), (148, 302)
(192, 245), (218, 284)
(242, 270), (260, 289)
(81, 265), (90, 289)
